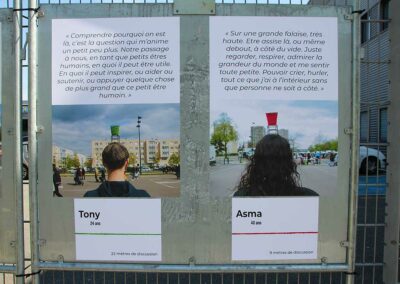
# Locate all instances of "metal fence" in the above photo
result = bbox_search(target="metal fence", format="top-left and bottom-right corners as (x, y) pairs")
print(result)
(0, 0), (394, 283)
(0, 266), (15, 284)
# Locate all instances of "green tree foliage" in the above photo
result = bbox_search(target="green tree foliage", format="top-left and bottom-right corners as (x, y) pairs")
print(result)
(210, 113), (238, 159)
(168, 152), (180, 166)
(308, 139), (338, 152)
(153, 152), (161, 165)
(128, 153), (136, 166)
(84, 157), (93, 168)
(66, 154), (81, 169)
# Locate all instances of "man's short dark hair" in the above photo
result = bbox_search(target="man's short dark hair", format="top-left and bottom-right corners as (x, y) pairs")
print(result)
(102, 142), (129, 171)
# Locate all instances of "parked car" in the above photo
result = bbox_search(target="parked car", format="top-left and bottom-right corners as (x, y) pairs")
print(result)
(209, 145), (216, 166)
(243, 148), (254, 159)
(140, 166), (151, 172)
(334, 146), (386, 175)
(0, 140), (30, 180)
(359, 146), (386, 175)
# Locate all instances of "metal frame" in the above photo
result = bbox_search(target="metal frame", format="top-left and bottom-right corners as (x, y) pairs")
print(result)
(347, 2), (361, 284)
(0, 0), (25, 283)
(0, 1), (23, 283)
(38, 262), (349, 273)
(383, 0), (400, 282)
(28, 1), (40, 283)
(30, 1), (355, 277)
(0, 0), (378, 283)
(14, 0), (24, 283)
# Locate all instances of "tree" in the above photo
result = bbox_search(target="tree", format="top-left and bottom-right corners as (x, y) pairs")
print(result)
(289, 133), (303, 152)
(65, 155), (73, 169)
(210, 113), (238, 160)
(65, 154), (80, 169)
(128, 153), (136, 166)
(308, 138), (338, 152)
(247, 140), (255, 149)
(84, 157), (93, 168)
(72, 154), (81, 168)
(168, 152), (180, 166)
(153, 152), (161, 165)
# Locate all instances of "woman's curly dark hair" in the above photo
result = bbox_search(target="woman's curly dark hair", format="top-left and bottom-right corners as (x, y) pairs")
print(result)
(237, 134), (301, 196)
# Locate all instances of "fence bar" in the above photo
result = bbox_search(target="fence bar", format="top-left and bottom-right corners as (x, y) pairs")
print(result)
(383, 0), (400, 282)
(13, 0), (24, 283)
(0, 266), (16, 273)
(37, 262), (349, 273)
(347, 0), (361, 284)
(28, 0), (40, 283)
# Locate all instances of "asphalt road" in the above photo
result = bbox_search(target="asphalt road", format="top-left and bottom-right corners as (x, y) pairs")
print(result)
(209, 160), (338, 197)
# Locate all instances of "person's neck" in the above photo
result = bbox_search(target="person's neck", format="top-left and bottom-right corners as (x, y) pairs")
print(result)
(107, 169), (126, 181)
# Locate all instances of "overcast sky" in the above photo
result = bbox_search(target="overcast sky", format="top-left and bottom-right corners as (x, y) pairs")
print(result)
(211, 100), (338, 149)
(53, 103), (179, 155)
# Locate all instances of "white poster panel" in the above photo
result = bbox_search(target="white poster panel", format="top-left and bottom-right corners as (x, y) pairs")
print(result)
(51, 17), (181, 199)
(210, 16), (338, 101)
(209, 16), (339, 199)
(74, 199), (161, 261)
(52, 17), (180, 105)
(232, 198), (319, 261)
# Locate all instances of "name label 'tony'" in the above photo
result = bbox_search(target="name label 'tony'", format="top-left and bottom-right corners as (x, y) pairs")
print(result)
(78, 210), (100, 220)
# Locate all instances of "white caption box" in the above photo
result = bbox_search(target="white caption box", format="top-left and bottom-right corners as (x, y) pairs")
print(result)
(74, 199), (161, 261)
(232, 197), (319, 261)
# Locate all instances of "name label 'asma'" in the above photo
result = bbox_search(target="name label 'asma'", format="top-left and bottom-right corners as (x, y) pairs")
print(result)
(236, 210), (262, 218)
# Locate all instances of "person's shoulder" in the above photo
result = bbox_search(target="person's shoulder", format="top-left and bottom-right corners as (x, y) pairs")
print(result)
(297, 187), (319, 196)
(83, 189), (100, 197)
(84, 183), (104, 197)
(233, 188), (248, 197)
(127, 182), (151, 197)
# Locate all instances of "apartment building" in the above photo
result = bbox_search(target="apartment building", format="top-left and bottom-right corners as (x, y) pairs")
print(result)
(52, 145), (87, 168)
(91, 138), (180, 167)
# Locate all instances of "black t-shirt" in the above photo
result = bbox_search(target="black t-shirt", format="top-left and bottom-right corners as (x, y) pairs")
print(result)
(84, 181), (150, 197)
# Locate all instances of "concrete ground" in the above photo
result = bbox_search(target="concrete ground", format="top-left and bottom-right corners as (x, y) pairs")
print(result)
(209, 157), (338, 197)
(58, 173), (180, 198)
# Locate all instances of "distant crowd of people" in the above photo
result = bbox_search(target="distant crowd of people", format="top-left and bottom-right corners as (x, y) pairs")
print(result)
(293, 151), (337, 166)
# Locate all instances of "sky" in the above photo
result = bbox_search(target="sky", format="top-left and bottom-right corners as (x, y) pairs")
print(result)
(52, 103), (179, 155)
(211, 99), (338, 149)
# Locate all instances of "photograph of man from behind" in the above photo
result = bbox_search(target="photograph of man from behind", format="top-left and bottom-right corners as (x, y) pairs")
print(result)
(234, 134), (318, 197)
(84, 142), (150, 198)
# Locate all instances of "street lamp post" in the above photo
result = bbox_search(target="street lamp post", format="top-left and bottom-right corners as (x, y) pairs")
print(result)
(137, 116), (142, 174)
(251, 122), (255, 150)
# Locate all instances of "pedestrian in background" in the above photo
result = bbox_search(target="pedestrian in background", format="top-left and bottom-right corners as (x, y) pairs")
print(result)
(52, 164), (63, 197)
(94, 167), (99, 182)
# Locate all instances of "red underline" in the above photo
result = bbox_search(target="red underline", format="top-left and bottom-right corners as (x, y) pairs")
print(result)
(232, 231), (319, 235)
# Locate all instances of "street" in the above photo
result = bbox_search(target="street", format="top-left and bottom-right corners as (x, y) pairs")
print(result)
(209, 158), (338, 197)
(58, 173), (180, 198)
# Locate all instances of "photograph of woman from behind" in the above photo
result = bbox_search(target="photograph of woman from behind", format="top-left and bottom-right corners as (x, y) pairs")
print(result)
(234, 134), (318, 197)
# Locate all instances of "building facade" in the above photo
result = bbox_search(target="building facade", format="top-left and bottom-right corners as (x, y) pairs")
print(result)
(278, 128), (289, 140)
(91, 138), (180, 168)
(52, 145), (87, 169)
(250, 126), (266, 146)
